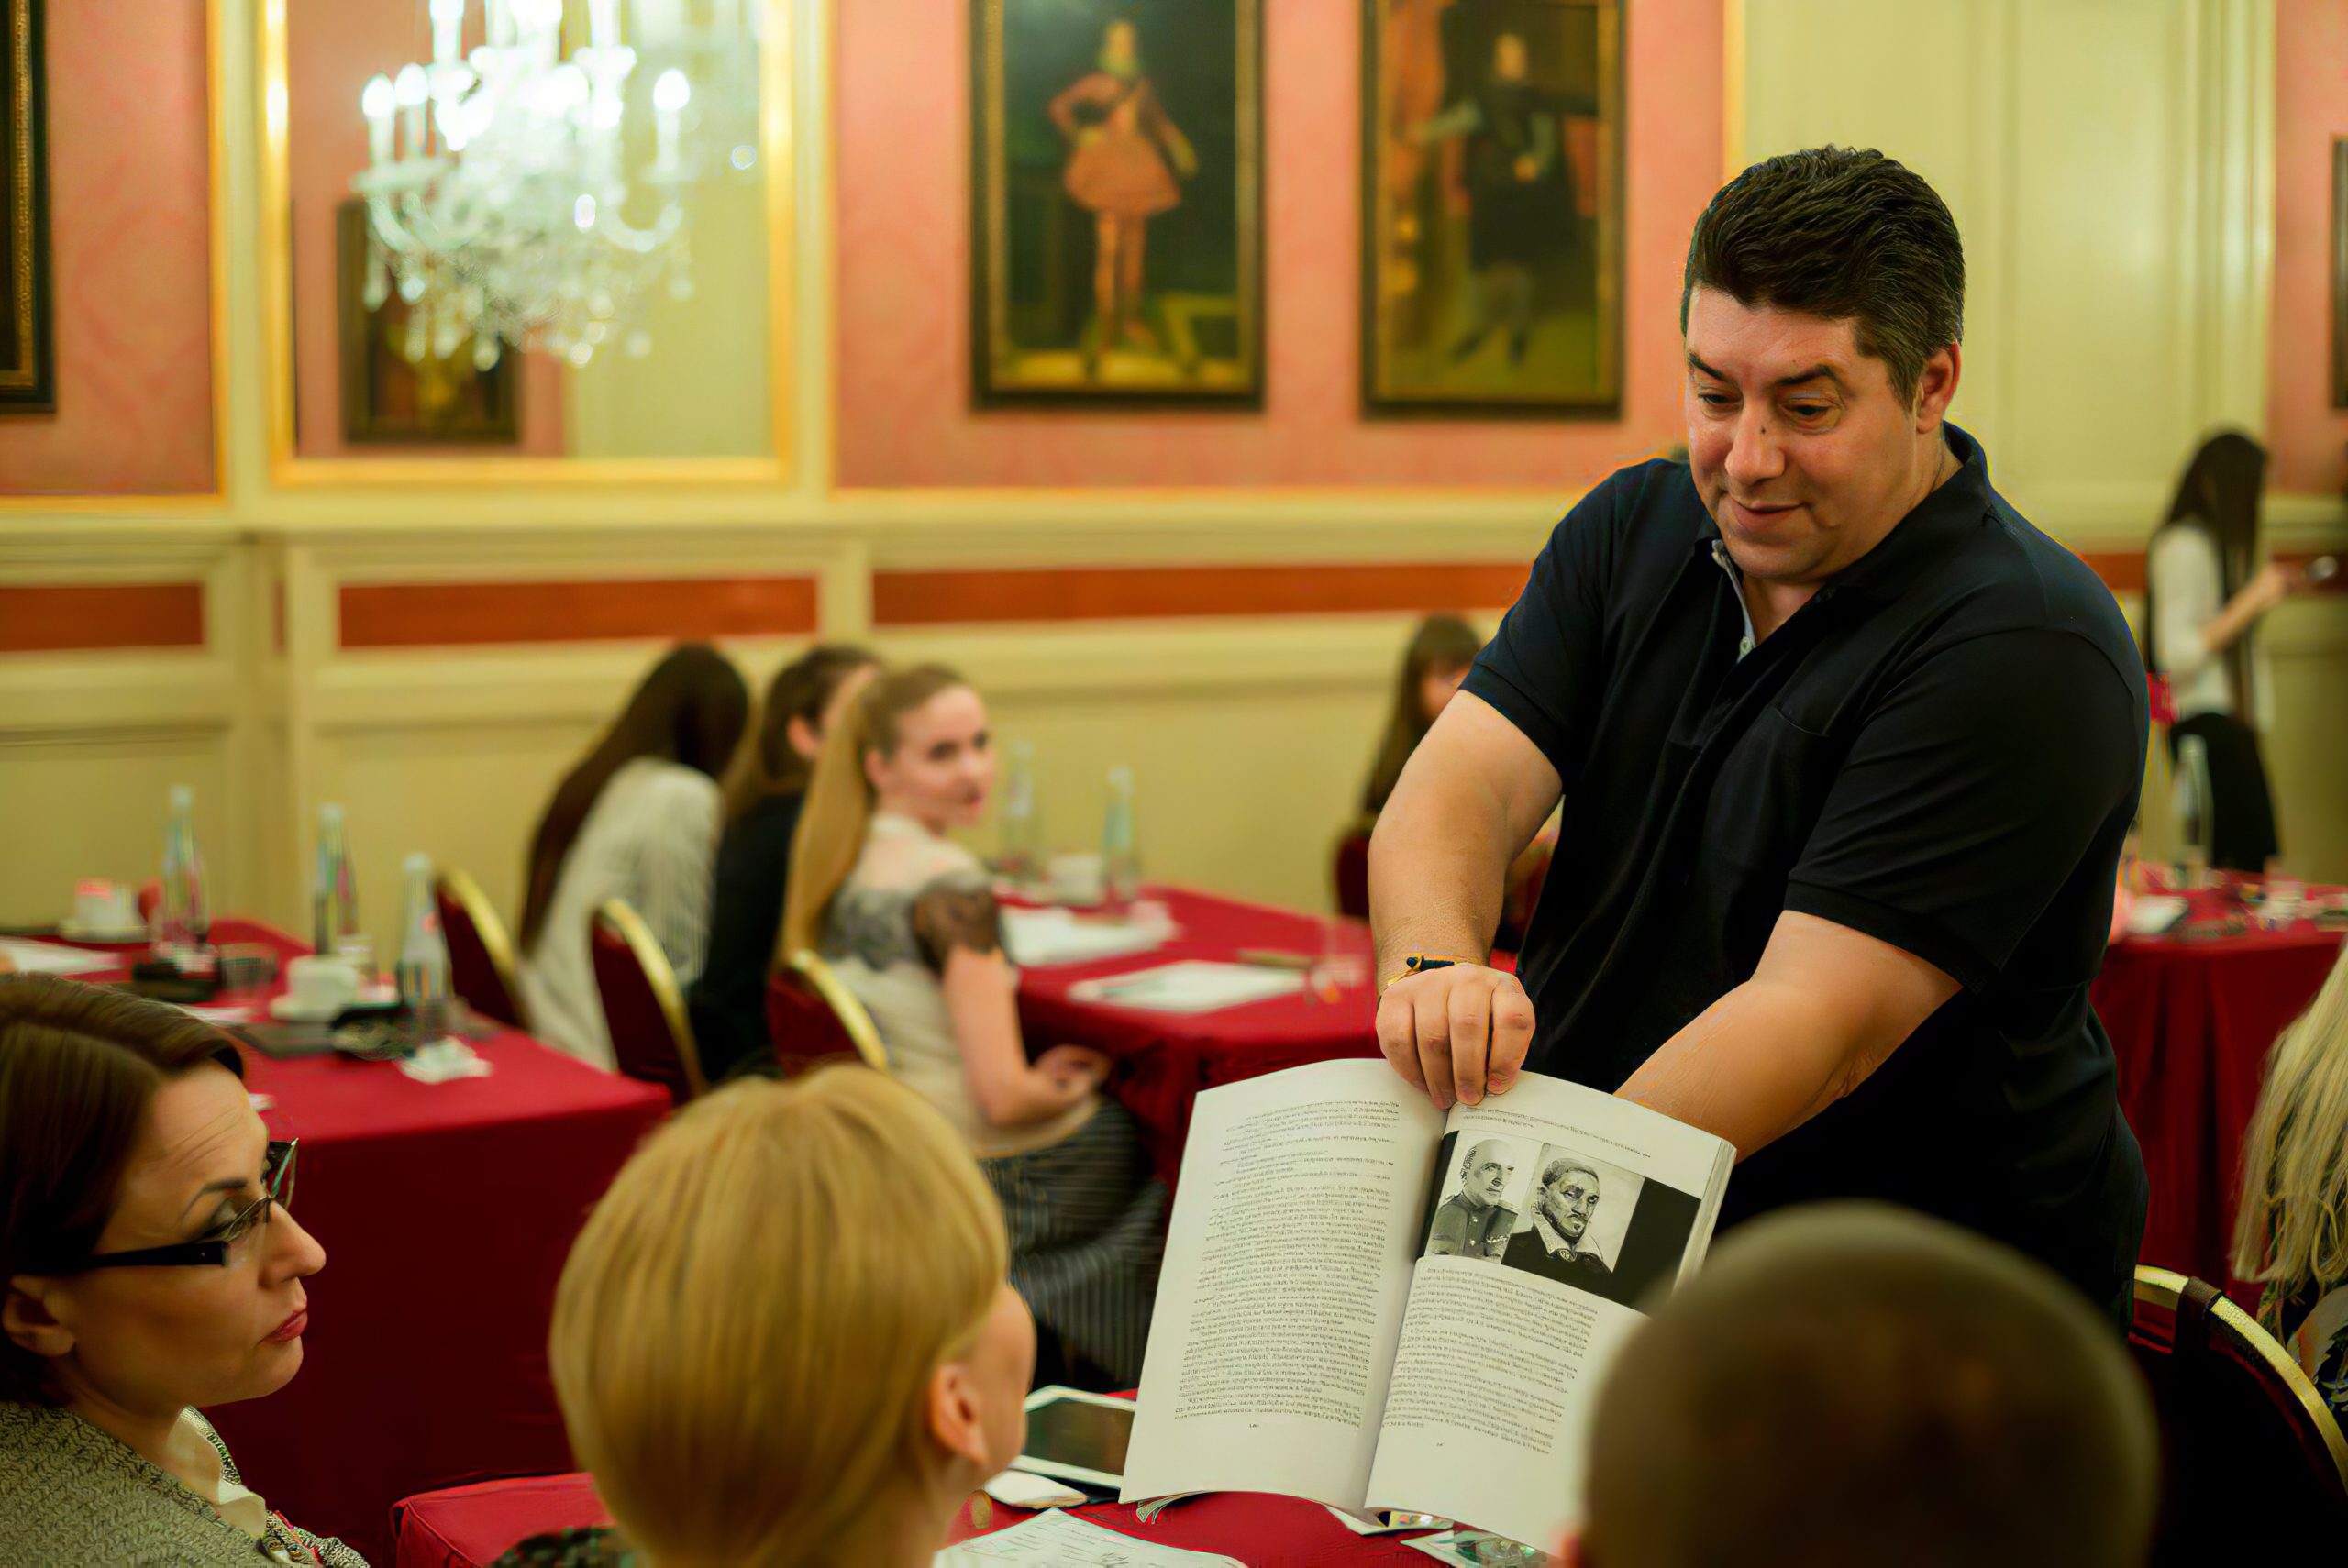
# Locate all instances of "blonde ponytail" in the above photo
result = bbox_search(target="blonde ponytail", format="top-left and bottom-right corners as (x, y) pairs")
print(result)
(779, 663), (972, 963)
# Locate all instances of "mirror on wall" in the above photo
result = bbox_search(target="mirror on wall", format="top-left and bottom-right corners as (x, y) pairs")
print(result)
(271, 0), (780, 467)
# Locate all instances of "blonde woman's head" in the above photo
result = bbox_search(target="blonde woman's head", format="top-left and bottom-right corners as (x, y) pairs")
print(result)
(550, 1067), (1031, 1567)
(2232, 942), (2348, 1323)
(781, 664), (980, 961)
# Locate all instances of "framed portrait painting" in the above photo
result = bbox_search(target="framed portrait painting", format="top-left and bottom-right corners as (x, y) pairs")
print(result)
(1, 0), (53, 414)
(971, 0), (1263, 407)
(335, 199), (520, 445)
(1362, 0), (1623, 417)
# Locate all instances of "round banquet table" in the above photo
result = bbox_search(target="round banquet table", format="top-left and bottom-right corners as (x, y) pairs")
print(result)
(390, 1471), (1451, 1567)
(47, 919), (673, 1565)
(2088, 887), (2343, 1306)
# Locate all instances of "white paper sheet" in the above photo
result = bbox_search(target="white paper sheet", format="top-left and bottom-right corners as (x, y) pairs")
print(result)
(1002, 907), (1167, 968)
(936, 1510), (1243, 1566)
(0, 939), (116, 977)
(1068, 960), (1304, 1013)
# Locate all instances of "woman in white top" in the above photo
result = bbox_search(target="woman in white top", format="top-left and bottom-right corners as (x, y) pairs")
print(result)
(2143, 431), (2299, 873)
(782, 665), (1164, 1386)
(517, 644), (748, 1069)
(2232, 940), (2348, 1427)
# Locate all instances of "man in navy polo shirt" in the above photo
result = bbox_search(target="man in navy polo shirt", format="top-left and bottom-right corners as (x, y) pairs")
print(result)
(1369, 147), (2148, 1318)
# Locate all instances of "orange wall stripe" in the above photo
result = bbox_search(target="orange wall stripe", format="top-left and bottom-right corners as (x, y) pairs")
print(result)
(872, 563), (1536, 627)
(0, 583), (205, 653)
(338, 577), (821, 649)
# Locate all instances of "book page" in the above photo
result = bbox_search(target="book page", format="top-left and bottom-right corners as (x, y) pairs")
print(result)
(1366, 1077), (1732, 1550)
(1120, 1059), (1445, 1511)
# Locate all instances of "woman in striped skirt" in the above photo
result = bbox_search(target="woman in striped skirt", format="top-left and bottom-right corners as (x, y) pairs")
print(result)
(780, 666), (1163, 1385)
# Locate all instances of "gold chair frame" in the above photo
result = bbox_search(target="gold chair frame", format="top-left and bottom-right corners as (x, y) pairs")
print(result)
(593, 898), (709, 1100)
(2132, 1264), (2348, 1492)
(435, 866), (530, 1033)
(784, 948), (890, 1073)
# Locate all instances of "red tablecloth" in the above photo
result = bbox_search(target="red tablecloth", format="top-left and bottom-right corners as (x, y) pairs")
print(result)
(53, 921), (673, 1564)
(390, 1474), (1447, 1567)
(2090, 891), (2343, 1306)
(1014, 889), (1383, 1179)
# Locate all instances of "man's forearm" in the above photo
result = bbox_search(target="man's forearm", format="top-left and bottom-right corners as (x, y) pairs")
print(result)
(1614, 977), (1891, 1159)
(1368, 755), (1521, 980)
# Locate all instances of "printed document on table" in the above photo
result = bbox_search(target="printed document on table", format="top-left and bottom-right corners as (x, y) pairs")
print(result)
(1069, 960), (1306, 1012)
(0, 939), (116, 976)
(1002, 908), (1167, 967)
(935, 1509), (1243, 1566)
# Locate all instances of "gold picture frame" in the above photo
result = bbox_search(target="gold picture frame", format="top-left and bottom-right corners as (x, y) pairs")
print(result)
(0, 0), (51, 414)
(255, 0), (796, 487)
(971, 0), (1264, 408)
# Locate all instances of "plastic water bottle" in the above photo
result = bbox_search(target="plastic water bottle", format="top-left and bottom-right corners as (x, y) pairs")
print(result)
(312, 804), (360, 958)
(395, 854), (452, 1047)
(1102, 765), (1141, 907)
(2174, 734), (2214, 889)
(153, 785), (209, 966)
(1000, 740), (1042, 887)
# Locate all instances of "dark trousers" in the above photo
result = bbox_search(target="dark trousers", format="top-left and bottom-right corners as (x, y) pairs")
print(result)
(2168, 712), (2280, 873)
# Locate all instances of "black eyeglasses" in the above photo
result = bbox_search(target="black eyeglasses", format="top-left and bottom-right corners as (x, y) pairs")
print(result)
(48, 1140), (299, 1273)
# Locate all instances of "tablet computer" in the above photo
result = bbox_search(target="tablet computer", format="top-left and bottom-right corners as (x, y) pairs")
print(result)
(1008, 1386), (1135, 1489)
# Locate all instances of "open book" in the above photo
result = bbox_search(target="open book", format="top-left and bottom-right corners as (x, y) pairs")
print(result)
(1119, 1058), (1735, 1551)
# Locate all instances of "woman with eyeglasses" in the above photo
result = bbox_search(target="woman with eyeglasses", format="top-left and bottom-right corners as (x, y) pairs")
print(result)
(0, 976), (360, 1565)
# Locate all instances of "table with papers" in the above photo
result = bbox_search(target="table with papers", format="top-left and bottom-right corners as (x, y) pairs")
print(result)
(1013, 887), (1385, 1181)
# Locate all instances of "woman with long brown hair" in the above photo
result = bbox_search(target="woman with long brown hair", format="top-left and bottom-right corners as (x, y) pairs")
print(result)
(2143, 431), (2303, 872)
(1362, 614), (1485, 815)
(688, 645), (879, 1083)
(516, 643), (749, 1069)
(782, 666), (1162, 1387)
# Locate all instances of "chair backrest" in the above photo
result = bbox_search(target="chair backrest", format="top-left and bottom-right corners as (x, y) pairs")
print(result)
(1332, 822), (1373, 922)
(770, 949), (890, 1075)
(434, 867), (530, 1031)
(2128, 1265), (2348, 1562)
(588, 900), (708, 1104)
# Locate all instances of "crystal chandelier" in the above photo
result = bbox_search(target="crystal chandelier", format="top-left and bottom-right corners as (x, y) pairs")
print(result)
(354, 0), (758, 371)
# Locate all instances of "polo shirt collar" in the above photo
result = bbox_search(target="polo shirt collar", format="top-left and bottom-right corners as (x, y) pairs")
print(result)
(1689, 424), (1991, 602)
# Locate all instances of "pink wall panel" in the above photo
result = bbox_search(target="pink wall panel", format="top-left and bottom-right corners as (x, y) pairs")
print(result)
(834, 0), (1723, 489)
(0, 0), (214, 495)
(2271, 0), (2348, 498)
(284, 0), (566, 458)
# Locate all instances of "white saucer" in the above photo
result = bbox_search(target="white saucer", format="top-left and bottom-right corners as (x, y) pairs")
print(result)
(270, 995), (347, 1023)
(58, 922), (150, 944)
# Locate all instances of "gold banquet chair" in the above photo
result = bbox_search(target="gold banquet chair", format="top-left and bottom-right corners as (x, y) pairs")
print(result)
(588, 899), (709, 1105)
(433, 867), (531, 1032)
(770, 948), (891, 1075)
(2126, 1265), (2348, 1562)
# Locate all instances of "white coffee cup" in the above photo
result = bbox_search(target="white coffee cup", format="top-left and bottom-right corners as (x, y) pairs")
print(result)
(72, 879), (139, 933)
(285, 955), (361, 1015)
(1047, 852), (1107, 908)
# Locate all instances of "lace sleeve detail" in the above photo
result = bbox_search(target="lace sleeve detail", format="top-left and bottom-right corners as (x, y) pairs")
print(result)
(910, 879), (1004, 974)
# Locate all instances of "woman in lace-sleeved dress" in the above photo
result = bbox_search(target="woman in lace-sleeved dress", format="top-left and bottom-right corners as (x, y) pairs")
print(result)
(782, 666), (1164, 1386)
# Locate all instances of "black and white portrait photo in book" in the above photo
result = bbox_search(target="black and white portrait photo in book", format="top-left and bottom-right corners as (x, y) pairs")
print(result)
(1499, 1147), (1701, 1309)
(1420, 1132), (1536, 1262)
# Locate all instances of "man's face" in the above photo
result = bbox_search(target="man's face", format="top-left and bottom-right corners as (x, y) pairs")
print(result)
(1493, 33), (1527, 82)
(1545, 1167), (1600, 1243)
(1682, 286), (1952, 590)
(1461, 1142), (1513, 1209)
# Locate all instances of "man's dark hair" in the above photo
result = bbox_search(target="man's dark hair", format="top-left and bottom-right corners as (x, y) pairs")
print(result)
(1581, 1204), (2156, 1568)
(1680, 146), (1965, 405)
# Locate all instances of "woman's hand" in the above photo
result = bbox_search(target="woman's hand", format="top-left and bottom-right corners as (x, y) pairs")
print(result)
(1036, 1043), (1110, 1089)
